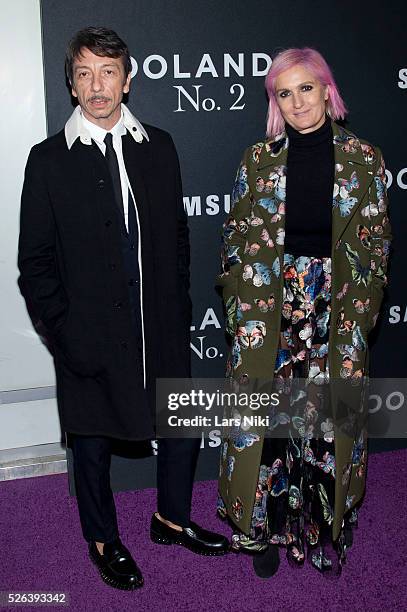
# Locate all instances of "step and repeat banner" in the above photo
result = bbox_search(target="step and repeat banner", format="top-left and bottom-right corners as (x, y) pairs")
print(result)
(39, 0), (407, 489)
(2, 1), (406, 476)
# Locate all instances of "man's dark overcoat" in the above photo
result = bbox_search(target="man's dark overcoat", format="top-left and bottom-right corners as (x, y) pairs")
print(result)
(18, 122), (191, 440)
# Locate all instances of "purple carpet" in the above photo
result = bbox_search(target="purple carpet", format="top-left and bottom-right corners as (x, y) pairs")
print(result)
(0, 449), (405, 612)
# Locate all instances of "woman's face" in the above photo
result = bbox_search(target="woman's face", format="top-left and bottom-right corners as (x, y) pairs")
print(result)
(274, 64), (328, 133)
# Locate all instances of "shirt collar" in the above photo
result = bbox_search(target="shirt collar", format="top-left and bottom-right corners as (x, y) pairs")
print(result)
(64, 103), (149, 149)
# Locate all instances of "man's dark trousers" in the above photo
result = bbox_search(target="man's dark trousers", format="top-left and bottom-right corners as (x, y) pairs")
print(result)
(71, 435), (201, 543)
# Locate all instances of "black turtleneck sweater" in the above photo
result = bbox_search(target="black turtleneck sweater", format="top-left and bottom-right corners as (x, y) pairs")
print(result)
(284, 117), (334, 258)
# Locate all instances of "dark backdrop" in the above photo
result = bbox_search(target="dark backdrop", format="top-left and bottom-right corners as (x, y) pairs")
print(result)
(40, 0), (407, 491)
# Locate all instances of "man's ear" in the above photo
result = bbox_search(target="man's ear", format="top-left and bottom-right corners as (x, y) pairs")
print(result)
(71, 80), (78, 98)
(123, 73), (131, 94)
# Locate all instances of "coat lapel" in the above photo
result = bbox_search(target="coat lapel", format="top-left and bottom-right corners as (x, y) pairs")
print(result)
(122, 131), (152, 219)
(331, 122), (369, 247)
(121, 131), (156, 286)
(69, 138), (122, 222)
(254, 134), (288, 275)
(89, 140), (128, 224)
(70, 136), (109, 177)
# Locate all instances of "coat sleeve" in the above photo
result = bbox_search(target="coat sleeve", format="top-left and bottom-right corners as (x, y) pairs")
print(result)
(365, 147), (392, 331)
(218, 147), (253, 335)
(18, 146), (68, 332)
(369, 147), (392, 286)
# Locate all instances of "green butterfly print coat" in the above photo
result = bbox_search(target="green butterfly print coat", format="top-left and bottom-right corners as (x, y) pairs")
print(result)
(217, 121), (391, 540)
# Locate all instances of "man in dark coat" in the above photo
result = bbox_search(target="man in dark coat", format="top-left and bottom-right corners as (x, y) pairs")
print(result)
(18, 26), (228, 591)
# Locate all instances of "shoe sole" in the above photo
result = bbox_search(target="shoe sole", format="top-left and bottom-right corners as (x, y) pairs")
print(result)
(150, 531), (229, 556)
(89, 554), (144, 590)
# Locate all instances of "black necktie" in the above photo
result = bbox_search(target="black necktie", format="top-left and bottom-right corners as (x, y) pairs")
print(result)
(104, 132), (124, 217)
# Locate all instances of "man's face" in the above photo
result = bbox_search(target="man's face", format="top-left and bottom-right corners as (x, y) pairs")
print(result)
(71, 47), (131, 129)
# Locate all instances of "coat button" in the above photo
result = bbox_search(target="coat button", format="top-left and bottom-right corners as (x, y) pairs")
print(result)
(130, 243), (135, 250)
(105, 219), (112, 227)
(121, 341), (128, 349)
(114, 301), (122, 309)
(128, 278), (138, 286)
(110, 263), (116, 270)
(98, 179), (105, 188)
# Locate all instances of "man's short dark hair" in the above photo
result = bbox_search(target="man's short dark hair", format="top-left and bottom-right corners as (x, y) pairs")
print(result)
(65, 26), (132, 84)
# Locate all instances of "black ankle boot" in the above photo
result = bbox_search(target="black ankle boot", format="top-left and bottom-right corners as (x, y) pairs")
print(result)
(253, 545), (280, 578)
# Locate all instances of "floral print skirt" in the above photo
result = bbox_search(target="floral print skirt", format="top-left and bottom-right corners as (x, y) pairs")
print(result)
(218, 254), (357, 574)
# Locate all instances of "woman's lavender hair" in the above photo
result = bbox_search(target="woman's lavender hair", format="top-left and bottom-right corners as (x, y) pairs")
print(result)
(265, 47), (347, 139)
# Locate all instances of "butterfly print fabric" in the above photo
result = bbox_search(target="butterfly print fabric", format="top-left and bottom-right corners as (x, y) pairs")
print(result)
(219, 255), (356, 572)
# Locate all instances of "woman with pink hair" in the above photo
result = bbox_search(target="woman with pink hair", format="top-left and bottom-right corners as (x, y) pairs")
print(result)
(217, 48), (391, 578)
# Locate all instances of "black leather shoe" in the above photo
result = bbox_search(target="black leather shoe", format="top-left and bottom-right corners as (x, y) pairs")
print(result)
(150, 513), (229, 556)
(88, 539), (143, 590)
(252, 545), (280, 578)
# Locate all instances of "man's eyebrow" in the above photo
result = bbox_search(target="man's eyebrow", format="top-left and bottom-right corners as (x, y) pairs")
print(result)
(74, 62), (119, 70)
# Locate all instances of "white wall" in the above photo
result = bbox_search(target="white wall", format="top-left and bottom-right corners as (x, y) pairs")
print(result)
(0, 0), (61, 449)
